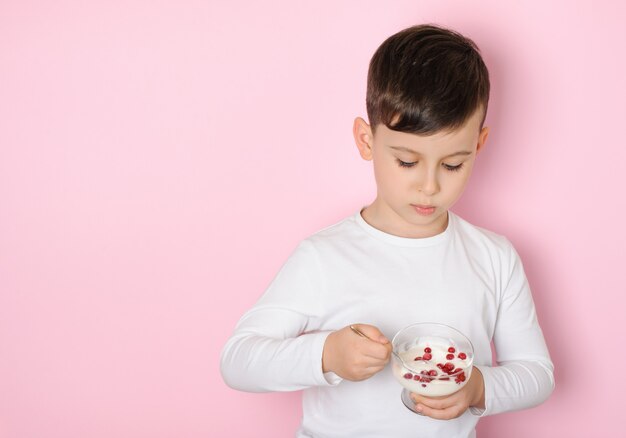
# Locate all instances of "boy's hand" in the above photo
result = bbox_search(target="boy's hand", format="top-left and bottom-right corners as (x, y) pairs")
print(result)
(410, 366), (485, 419)
(322, 324), (392, 381)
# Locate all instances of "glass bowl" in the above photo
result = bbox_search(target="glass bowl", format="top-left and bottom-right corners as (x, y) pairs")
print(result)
(391, 322), (474, 413)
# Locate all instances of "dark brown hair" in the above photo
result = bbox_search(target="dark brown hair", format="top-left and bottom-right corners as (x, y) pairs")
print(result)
(366, 24), (490, 136)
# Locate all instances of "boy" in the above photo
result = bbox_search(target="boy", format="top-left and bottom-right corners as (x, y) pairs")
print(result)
(220, 24), (554, 437)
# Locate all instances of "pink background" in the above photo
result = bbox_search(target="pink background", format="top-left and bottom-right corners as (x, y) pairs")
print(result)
(1, 1), (625, 437)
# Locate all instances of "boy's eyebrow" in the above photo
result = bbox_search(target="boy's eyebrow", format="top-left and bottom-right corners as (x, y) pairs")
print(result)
(388, 145), (473, 157)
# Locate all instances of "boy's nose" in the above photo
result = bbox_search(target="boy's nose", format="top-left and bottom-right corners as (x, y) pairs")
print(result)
(418, 169), (440, 196)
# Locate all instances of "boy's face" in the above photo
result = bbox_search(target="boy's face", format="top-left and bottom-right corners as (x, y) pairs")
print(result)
(353, 108), (489, 238)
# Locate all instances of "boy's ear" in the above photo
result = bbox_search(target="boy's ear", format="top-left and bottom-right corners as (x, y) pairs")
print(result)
(476, 126), (489, 154)
(353, 117), (374, 160)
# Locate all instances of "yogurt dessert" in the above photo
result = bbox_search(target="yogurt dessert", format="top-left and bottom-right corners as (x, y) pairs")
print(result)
(391, 323), (475, 411)
(391, 340), (473, 397)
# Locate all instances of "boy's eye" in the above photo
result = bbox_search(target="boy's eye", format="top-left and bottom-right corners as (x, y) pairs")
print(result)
(443, 163), (464, 172)
(397, 159), (417, 168)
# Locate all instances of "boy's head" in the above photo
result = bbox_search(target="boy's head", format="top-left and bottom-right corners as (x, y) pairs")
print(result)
(354, 24), (491, 238)
(366, 23), (490, 137)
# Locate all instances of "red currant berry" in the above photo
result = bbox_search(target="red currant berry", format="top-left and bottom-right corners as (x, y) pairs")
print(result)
(424, 347), (432, 353)
(403, 372), (413, 379)
(458, 352), (467, 360)
(423, 353), (432, 360)
(446, 354), (454, 360)
(448, 347), (456, 353)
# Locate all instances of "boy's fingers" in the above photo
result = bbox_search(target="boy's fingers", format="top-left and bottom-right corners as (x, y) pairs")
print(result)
(362, 341), (392, 361)
(414, 402), (465, 420)
(410, 393), (456, 410)
(364, 363), (386, 375)
(411, 393), (467, 419)
(349, 363), (386, 381)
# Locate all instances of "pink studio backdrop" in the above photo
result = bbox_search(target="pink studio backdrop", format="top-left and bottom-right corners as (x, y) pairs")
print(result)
(1, 1), (625, 437)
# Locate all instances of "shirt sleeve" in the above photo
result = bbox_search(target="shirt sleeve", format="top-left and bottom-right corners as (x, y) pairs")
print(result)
(469, 240), (555, 417)
(220, 239), (344, 392)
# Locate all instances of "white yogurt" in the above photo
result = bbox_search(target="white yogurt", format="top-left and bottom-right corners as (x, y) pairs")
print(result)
(392, 341), (473, 397)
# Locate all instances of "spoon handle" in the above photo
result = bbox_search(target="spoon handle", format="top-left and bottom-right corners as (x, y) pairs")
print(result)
(349, 325), (402, 361)
(349, 324), (370, 339)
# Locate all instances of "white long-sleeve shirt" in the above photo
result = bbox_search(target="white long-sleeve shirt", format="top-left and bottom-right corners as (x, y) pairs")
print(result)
(220, 208), (555, 438)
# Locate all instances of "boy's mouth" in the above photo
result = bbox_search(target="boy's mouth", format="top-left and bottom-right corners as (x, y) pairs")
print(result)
(412, 204), (436, 215)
